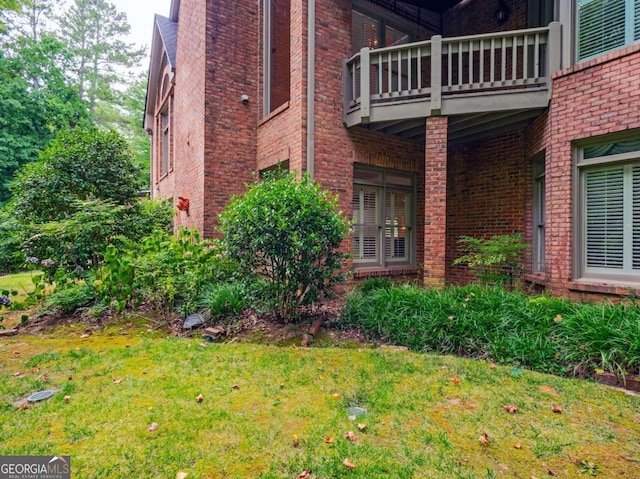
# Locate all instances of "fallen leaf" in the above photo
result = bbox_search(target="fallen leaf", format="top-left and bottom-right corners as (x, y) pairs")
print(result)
(292, 433), (299, 447)
(332, 393), (340, 398)
(324, 436), (334, 444)
(11, 350), (20, 355)
(113, 378), (122, 384)
(345, 431), (356, 441)
(451, 376), (460, 386)
(357, 423), (366, 431)
(299, 471), (311, 478)
(231, 384), (240, 390)
(20, 403), (29, 410)
(343, 458), (356, 470)
(347, 415), (356, 421)
(479, 431), (489, 447)
(514, 442), (522, 449)
(502, 404), (519, 414)
(63, 396), (70, 403)
(199, 342), (207, 348)
(551, 403), (562, 413)
(148, 422), (159, 432)
(554, 314), (563, 323)
(318, 375), (325, 380)
(196, 394), (203, 403)
(291, 344), (298, 350)
(548, 469), (558, 476)
(13, 372), (21, 376)
(489, 363), (497, 369)
(279, 383), (285, 389)
(176, 472), (188, 479)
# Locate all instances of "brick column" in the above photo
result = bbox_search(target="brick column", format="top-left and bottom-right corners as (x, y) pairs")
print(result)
(423, 116), (448, 287)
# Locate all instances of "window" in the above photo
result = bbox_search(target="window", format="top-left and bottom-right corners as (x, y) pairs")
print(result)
(577, 136), (640, 282)
(577, 0), (640, 61)
(352, 167), (414, 268)
(532, 154), (546, 273)
(263, 0), (290, 115)
(351, 8), (410, 54)
(161, 107), (169, 176)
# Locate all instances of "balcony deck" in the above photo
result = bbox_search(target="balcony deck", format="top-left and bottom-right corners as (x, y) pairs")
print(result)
(344, 23), (561, 142)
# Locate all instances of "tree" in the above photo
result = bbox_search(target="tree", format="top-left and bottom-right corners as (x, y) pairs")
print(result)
(1, 0), (55, 41)
(219, 173), (349, 321)
(94, 73), (151, 187)
(0, 34), (88, 204)
(10, 127), (141, 222)
(0, 0), (20, 31)
(57, 0), (145, 115)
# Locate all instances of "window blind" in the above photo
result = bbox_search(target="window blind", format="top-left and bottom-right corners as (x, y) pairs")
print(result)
(578, 0), (626, 60)
(585, 167), (625, 269)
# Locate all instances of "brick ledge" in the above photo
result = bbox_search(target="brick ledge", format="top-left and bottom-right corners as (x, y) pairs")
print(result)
(258, 101), (290, 126)
(568, 280), (640, 296)
(553, 43), (640, 80)
(353, 266), (420, 279)
(523, 273), (548, 286)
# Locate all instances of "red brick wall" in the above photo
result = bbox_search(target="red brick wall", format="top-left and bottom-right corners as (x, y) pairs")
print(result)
(313, 0), (426, 276)
(202, 0), (260, 238)
(541, 44), (640, 297)
(257, 0), (307, 176)
(446, 129), (528, 285)
(171, 0), (207, 232)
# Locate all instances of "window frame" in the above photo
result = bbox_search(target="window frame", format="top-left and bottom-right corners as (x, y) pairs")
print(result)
(351, 0), (415, 54)
(155, 63), (173, 180)
(574, 132), (640, 284)
(577, 0), (640, 62)
(532, 153), (546, 273)
(352, 166), (415, 269)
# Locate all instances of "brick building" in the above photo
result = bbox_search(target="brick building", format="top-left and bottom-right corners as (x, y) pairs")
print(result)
(144, 0), (640, 298)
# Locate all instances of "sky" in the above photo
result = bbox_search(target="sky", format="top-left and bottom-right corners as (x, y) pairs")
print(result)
(109, 0), (172, 63)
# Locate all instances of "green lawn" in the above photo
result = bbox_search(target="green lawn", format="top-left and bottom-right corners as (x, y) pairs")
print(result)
(0, 271), (38, 301)
(1, 322), (639, 478)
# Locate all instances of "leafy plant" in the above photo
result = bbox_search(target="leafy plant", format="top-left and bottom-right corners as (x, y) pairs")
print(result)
(453, 233), (529, 287)
(219, 173), (349, 321)
(10, 127), (141, 223)
(198, 282), (250, 321)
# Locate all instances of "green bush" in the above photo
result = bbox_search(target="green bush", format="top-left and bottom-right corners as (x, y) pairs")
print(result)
(22, 198), (172, 278)
(198, 282), (250, 321)
(96, 229), (239, 317)
(11, 127), (141, 223)
(341, 285), (640, 377)
(219, 173), (349, 321)
(0, 209), (25, 274)
(453, 233), (529, 287)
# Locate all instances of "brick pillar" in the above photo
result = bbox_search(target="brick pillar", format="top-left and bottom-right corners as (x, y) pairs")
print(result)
(423, 116), (448, 287)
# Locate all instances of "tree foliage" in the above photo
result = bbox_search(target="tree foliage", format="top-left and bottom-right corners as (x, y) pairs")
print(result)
(219, 173), (349, 321)
(11, 127), (141, 222)
(0, 34), (88, 203)
(57, 0), (145, 115)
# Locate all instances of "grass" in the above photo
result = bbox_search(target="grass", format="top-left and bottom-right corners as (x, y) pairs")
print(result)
(0, 271), (39, 303)
(342, 284), (640, 376)
(1, 321), (639, 478)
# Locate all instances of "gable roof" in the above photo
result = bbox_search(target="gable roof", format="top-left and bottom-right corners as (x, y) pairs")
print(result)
(143, 14), (178, 131)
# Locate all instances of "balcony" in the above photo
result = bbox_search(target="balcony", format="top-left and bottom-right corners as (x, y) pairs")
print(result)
(344, 23), (562, 143)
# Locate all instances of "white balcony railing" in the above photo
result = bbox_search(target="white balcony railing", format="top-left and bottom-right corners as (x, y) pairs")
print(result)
(344, 22), (562, 126)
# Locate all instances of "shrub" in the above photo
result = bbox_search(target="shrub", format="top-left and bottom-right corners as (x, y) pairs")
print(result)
(198, 282), (250, 321)
(0, 209), (25, 274)
(341, 285), (640, 377)
(22, 198), (172, 278)
(453, 233), (529, 287)
(95, 229), (239, 317)
(10, 127), (141, 223)
(219, 173), (349, 321)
